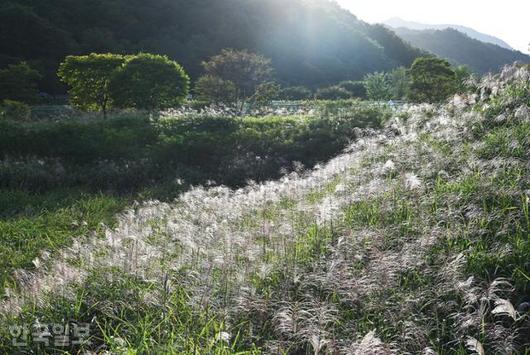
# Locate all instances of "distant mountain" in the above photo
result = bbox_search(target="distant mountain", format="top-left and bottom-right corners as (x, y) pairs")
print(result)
(389, 27), (530, 74)
(0, 0), (423, 93)
(384, 17), (514, 50)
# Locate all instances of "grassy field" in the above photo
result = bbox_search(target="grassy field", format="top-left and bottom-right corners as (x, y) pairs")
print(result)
(0, 101), (390, 329)
(0, 189), (128, 298)
(1, 68), (530, 354)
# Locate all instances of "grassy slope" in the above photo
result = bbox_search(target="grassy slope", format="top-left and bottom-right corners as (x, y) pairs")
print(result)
(0, 69), (530, 353)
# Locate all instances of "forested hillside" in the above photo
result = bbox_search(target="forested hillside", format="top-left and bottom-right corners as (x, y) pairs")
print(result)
(0, 0), (423, 93)
(384, 17), (515, 50)
(392, 27), (530, 74)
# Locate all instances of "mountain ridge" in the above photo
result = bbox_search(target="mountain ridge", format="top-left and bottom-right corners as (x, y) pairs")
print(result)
(389, 26), (530, 74)
(384, 17), (514, 50)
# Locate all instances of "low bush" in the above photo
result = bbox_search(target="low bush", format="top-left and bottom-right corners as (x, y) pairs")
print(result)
(338, 80), (367, 99)
(0, 100), (31, 121)
(315, 86), (352, 100)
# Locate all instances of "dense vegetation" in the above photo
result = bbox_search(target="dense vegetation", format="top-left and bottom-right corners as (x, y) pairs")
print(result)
(392, 27), (530, 74)
(0, 102), (390, 299)
(1, 64), (529, 354)
(58, 53), (190, 116)
(0, 0), (423, 93)
(0, 104), (388, 193)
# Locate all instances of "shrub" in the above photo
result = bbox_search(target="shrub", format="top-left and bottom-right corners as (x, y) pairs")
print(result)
(250, 82), (281, 107)
(201, 49), (275, 110)
(0, 62), (42, 104)
(338, 81), (367, 99)
(0, 100), (31, 121)
(314, 99), (392, 126)
(0, 103), (390, 193)
(363, 72), (392, 101)
(388, 67), (410, 100)
(110, 53), (190, 111)
(194, 75), (237, 104)
(315, 86), (352, 100)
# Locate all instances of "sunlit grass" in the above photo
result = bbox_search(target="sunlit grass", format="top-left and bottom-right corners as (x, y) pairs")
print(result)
(0, 189), (127, 297)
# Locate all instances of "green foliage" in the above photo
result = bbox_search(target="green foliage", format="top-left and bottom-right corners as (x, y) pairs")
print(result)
(408, 56), (457, 103)
(0, 114), (157, 165)
(337, 81), (367, 99)
(454, 65), (473, 92)
(0, 100), (31, 121)
(58, 53), (126, 115)
(0, 62), (42, 103)
(59, 53), (190, 114)
(0, 189), (127, 297)
(250, 82), (280, 107)
(110, 53), (190, 111)
(363, 72), (392, 101)
(201, 49), (274, 107)
(194, 75), (237, 104)
(279, 86), (312, 100)
(388, 67), (410, 100)
(0, 104), (389, 194)
(315, 86), (352, 100)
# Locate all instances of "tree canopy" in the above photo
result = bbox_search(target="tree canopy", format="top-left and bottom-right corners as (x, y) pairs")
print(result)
(201, 49), (274, 101)
(59, 53), (189, 114)
(408, 57), (457, 103)
(58, 53), (125, 115)
(196, 49), (275, 108)
(110, 54), (190, 111)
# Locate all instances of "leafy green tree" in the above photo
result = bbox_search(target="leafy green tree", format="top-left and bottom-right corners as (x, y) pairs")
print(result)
(58, 53), (125, 117)
(194, 75), (237, 104)
(0, 62), (42, 103)
(408, 57), (457, 103)
(338, 81), (367, 99)
(110, 53), (190, 111)
(202, 49), (274, 109)
(363, 72), (392, 101)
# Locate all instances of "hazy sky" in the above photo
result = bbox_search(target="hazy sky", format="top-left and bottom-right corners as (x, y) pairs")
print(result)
(336, 0), (530, 54)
